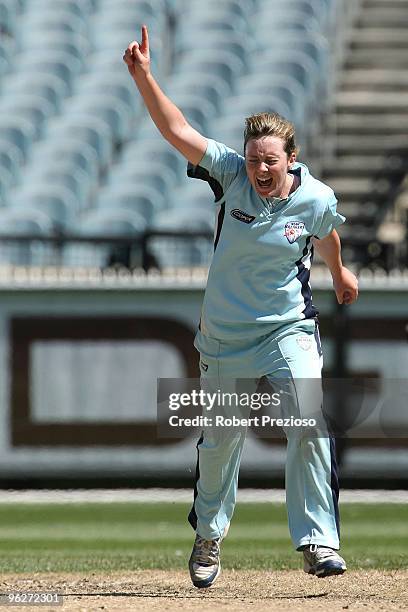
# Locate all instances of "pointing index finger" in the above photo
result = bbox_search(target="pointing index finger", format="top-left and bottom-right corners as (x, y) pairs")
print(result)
(141, 24), (149, 53)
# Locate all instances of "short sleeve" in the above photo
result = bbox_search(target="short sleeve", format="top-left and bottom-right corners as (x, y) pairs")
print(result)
(187, 139), (243, 197)
(314, 193), (346, 239)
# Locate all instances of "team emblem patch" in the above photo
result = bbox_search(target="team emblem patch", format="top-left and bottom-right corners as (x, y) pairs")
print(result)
(284, 221), (305, 243)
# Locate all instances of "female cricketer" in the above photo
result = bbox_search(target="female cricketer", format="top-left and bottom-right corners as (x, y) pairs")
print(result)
(124, 25), (359, 588)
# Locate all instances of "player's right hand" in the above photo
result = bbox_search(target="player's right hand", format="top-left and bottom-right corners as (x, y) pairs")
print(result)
(123, 25), (150, 79)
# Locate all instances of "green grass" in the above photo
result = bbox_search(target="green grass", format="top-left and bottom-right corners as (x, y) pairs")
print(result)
(0, 502), (406, 573)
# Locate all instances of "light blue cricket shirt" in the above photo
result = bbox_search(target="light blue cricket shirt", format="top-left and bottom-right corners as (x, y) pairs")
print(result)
(188, 139), (345, 342)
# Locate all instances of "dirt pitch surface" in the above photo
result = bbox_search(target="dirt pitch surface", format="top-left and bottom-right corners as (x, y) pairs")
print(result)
(1, 570), (407, 611)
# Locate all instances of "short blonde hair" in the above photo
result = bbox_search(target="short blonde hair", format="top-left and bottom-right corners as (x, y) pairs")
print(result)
(244, 112), (299, 157)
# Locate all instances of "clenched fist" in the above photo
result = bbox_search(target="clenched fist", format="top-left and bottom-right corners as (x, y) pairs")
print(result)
(123, 24), (150, 79)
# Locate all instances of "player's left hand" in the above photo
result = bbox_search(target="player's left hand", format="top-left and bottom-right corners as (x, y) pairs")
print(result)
(332, 266), (358, 305)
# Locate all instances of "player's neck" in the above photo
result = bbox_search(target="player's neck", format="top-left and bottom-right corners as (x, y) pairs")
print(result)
(279, 173), (295, 199)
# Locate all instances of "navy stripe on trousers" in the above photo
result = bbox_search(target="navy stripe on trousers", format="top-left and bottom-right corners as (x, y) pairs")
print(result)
(187, 432), (203, 531)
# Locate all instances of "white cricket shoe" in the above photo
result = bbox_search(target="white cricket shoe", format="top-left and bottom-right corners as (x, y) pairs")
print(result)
(188, 522), (230, 588)
(303, 545), (347, 577)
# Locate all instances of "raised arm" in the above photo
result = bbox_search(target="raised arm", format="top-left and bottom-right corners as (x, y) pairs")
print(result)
(313, 230), (359, 305)
(123, 25), (207, 165)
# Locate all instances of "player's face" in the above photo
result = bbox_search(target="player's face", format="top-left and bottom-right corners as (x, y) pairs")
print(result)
(245, 136), (296, 198)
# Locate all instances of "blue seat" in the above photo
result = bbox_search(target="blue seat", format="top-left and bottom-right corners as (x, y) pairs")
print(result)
(0, 35), (15, 66)
(28, 0), (94, 18)
(257, 0), (330, 28)
(10, 185), (78, 230)
(97, 183), (167, 224)
(175, 32), (252, 71)
(0, 0), (18, 35)
(0, 117), (37, 161)
(22, 166), (92, 209)
(63, 208), (147, 268)
(0, 94), (55, 139)
(256, 13), (321, 39)
(122, 140), (186, 181)
(235, 74), (308, 140)
(108, 164), (178, 195)
(66, 95), (132, 141)
(18, 10), (88, 39)
(253, 50), (320, 100)
(168, 74), (230, 115)
(5, 72), (70, 112)
(32, 138), (100, 182)
(21, 31), (91, 62)
(15, 52), (82, 89)
(50, 115), (113, 167)
(0, 207), (54, 235)
(176, 49), (246, 89)
(0, 207), (54, 266)
(167, 183), (218, 219)
(0, 165), (13, 203)
(0, 138), (23, 184)
(97, 0), (167, 15)
(75, 73), (138, 110)
(178, 10), (249, 36)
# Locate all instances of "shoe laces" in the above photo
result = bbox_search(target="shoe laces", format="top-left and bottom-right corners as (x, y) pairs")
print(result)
(192, 535), (220, 566)
(308, 545), (336, 561)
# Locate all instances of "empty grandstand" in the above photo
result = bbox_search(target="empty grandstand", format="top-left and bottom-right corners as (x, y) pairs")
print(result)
(0, 0), (406, 273)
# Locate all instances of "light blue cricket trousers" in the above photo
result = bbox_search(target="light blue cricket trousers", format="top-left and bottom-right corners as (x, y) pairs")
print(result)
(188, 319), (340, 551)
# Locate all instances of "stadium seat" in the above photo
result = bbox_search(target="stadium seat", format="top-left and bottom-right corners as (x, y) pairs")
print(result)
(176, 49), (246, 86)
(63, 208), (147, 268)
(0, 139), (23, 184)
(0, 207), (55, 265)
(14, 52), (82, 91)
(4, 73), (70, 112)
(66, 95), (132, 141)
(97, 183), (167, 224)
(177, 10), (249, 36)
(253, 50), (320, 100)
(22, 166), (92, 209)
(10, 185), (78, 230)
(17, 10), (88, 39)
(0, 0), (18, 36)
(49, 115), (114, 167)
(21, 31), (91, 62)
(31, 138), (100, 182)
(122, 140), (186, 181)
(108, 164), (178, 196)
(0, 94), (56, 139)
(167, 74), (230, 115)
(75, 73), (138, 111)
(0, 118), (37, 162)
(28, 0), (94, 18)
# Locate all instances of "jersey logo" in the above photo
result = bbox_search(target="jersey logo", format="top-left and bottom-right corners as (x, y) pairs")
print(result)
(284, 221), (305, 243)
(230, 209), (255, 224)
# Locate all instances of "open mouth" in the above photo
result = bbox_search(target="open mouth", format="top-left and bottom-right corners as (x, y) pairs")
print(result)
(256, 177), (273, 189)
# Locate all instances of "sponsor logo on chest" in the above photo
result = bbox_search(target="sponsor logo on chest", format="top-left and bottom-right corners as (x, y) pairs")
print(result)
(284, 221), (305, 243)
(230, 209), (256, 224)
